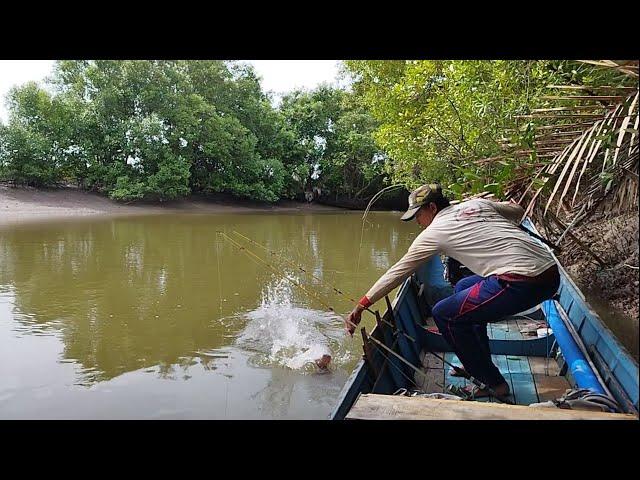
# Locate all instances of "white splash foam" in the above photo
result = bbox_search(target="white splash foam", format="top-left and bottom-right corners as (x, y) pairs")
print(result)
(235, 275), (351, 372)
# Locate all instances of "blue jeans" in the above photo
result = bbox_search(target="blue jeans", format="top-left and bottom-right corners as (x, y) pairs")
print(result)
(431, 266), (560, 387)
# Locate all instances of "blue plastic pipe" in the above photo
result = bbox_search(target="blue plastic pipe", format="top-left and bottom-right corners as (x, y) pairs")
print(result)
(544, 299), (606, 395)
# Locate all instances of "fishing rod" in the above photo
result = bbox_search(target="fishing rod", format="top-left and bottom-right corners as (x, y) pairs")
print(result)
(217, 231), (360, 333)
(227, 230), (412, 339)
(222, 232), (513, 404)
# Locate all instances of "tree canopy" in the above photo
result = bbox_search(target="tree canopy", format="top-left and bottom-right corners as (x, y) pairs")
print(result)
(2, 60), (636, 209)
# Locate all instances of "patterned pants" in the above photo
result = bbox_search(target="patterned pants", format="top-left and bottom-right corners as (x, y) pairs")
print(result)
(431, 266), (560, 387)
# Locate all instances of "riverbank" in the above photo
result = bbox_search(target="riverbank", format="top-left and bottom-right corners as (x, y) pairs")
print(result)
(0, 184), (343, 227)
(559, 210), (639, 359)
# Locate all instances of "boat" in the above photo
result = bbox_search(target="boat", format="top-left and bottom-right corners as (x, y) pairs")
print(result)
(330, 219), (639, 420)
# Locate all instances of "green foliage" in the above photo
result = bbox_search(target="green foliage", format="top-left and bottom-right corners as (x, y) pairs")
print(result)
(0, 82), (85, 186)
(2, 61), (300, 203)
(280, 85), (386, 198)
(345, 61), (545, 194)
(5, 60), (629, 206)
(344, 60), (636, 200)
(0, 121), (58, 186)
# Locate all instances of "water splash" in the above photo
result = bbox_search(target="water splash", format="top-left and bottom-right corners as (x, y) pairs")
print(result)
(235, 276), (352, 372)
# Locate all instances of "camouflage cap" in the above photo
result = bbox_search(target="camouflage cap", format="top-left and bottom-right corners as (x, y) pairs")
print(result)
(401, 183), (444, 221)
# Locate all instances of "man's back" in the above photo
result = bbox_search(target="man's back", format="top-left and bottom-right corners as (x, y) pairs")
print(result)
(427, 198), (554, 278)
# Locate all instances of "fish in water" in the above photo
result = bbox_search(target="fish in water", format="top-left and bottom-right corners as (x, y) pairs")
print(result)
(314, 354), (332, 371)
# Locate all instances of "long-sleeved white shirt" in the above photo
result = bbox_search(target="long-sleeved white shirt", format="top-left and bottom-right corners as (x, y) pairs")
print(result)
(364, 199), (555, 305)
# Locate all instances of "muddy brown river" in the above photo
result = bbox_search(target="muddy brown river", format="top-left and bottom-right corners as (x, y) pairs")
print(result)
(0, 211), (419, 419)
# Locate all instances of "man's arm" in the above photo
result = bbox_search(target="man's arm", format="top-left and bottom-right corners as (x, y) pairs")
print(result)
(345, 229), (440, 335)
(364, 238), (439, 305)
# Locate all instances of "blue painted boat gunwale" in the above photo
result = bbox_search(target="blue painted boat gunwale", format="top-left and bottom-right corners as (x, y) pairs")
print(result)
(523, 218), (639, 412)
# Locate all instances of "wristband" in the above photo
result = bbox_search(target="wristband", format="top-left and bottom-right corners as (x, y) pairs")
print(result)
(358, 296), (372, 309)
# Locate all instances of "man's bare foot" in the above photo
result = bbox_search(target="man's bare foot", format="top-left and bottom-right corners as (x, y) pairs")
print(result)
(461, 381), (510, 399)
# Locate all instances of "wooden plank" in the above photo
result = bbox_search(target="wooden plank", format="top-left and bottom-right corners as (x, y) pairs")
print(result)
(505, 355), (537, 405)
(506, 355), (529, 374)
(490, 354), (515, 403)
(528, 356), (561, 376)
(346, 394), (637, 420)
(491, 320), (522, 340)
(492, 354), (509, 375)
(514, 317), (542, 338)
(511, 373), (540, 405)
(533, 374), (572, 403)
(418, 352), (445, 393)
(504, 318), (523, 340)
(422, 351), (444, 369)
(490, 324), (507, 340)
(444, 352), (468, 390)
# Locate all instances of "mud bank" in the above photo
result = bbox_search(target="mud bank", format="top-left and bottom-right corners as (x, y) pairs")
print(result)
(0, 185), (343, 227)
(559, 210), (639, 359)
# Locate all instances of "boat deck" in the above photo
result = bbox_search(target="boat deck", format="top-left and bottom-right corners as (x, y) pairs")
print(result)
(417, 316), (572, 405)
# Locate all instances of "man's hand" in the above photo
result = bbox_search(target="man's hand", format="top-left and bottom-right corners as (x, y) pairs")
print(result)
(345, 303), (365, 336)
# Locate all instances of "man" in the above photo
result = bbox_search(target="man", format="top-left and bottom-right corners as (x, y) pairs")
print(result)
(346, 184), (560, 397)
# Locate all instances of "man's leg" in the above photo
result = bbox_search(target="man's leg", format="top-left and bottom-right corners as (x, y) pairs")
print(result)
(456, 276), (493, 369)
(442, 275), (489, 375)
(454, 274), (484, 294)
(432, 277), (506, 388)
(432, 274), (558, 388)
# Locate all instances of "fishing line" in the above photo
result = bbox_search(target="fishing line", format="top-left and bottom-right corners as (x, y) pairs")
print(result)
(216, 233), (223, 314)
(227, 230), (412, 340)
(231, 230), (364, 306)
(217, 231), (360, 333)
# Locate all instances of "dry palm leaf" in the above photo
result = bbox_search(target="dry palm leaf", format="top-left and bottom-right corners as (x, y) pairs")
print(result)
(543, 133), (589, 216)
(556, 124), (597, 215)
(521, 139), (578, 218)
(612, 92), (638, 166)
(572, 115), (610, 206)
(630, 114), (639, 157)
